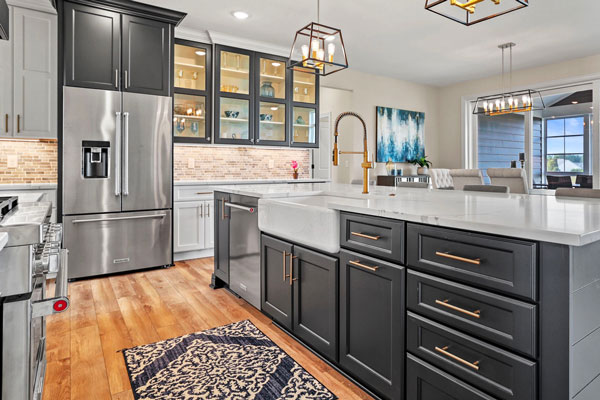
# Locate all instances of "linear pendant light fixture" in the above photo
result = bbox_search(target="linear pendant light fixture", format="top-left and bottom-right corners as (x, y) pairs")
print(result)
(288, 0), (348, 76)
(425, 0), (528, 26)
(473, 43), (544, 116)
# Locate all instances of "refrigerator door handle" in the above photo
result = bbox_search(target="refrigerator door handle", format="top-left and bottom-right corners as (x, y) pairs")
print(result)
(115, 112), (122, 196)
(123, 112), (130, 196)
(71, 214), (167, 224)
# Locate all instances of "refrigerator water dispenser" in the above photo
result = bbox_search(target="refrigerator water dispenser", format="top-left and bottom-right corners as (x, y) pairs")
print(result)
(82, 140), (109, 178)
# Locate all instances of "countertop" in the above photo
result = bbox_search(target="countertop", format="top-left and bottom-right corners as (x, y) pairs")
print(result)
(174, 179), (329, 186)
(2, 192), (46, 202)
(215, 182), (600, 246)
(0, 232), (7, 252)
(0, 183), (57, 190)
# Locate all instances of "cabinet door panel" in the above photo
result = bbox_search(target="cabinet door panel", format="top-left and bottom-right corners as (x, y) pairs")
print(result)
(13, 7), (56, 138)
(64, 2), (120, 90)
(204, 200), (214, 249)
(292, 245), (338, 361)
(122, 15), (170, 96)
(339, 250), (405, 400)
(261, 234), (293, 330)
(0, 10), (11, 136)
(174, 201), (204, 253)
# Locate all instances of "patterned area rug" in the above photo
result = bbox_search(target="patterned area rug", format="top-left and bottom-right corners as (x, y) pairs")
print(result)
(122, 319), (337, 400)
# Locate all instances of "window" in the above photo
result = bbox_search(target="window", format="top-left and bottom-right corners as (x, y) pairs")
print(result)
(544, 116), (589, 175)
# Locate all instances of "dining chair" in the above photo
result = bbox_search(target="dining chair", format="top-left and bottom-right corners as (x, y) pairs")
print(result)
(576, 175), (593, 189)
(487, 168), (528, 194)
(547, 175), (573, 190)
(555, 188), (600, 198)
(463, 185), (510, 193)
(429, 168), (454, 189)
(449, 169), (484, 190)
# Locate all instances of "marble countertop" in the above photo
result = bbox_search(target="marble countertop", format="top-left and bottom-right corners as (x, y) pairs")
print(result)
(216, 182), (600, 246)
(174, 179), (329, 186)
(1, 192), (46, 202)
(0, 183), (57, 190)
(0, 232), (7, 252)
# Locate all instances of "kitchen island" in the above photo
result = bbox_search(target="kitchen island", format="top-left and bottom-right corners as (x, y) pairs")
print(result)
(212, 183), (600, 400)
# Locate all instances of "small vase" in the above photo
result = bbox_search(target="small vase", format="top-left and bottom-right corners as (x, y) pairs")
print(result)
(260, 81), (275, 97)
(293, 171), (299, 180)
(417, 166), (428, 175)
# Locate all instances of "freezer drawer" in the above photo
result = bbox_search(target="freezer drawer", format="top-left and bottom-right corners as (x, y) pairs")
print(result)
(64, 210), (172, 279)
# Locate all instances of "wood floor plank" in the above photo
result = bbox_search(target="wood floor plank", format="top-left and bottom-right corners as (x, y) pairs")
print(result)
(97, 311), (134, 395)
(45, 258), (372, 400)
(70, 325), (112, 400)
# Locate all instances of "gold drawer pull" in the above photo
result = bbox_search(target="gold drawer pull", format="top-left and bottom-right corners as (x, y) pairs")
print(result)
(351, 232), (381, 241)
(435, 299), (481, 319)
(349, 260), (379, 272)
(282, 251), (289, 281)
(435, 346), (480, 371)
(289, 253), (298, 285)
(196, 192), (212, 195)
(436, 251), (481, 265)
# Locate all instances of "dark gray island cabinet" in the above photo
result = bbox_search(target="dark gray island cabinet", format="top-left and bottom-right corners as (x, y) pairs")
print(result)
(213, 202), (600, 400)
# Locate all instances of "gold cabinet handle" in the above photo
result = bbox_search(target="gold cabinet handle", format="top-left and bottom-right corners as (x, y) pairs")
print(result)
(289, 253), (298, 285)
(435, 251), (481, 265)
(4, 114), (7, 133)
(196, 192), (212, 195)
(435, 346), (480, 371)
(435, 299), (481, 319)
(349, 260), (379, 272)
(282, 250), (290, 281)
(351, 232), (381, 240)
(17, 114), (20, 133)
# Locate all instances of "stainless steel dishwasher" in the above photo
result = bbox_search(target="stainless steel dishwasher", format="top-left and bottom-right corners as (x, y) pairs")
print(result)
(226, 194), (261, 309)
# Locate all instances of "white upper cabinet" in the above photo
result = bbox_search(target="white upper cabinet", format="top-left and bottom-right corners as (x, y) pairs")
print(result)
(1, 4), (57, 139)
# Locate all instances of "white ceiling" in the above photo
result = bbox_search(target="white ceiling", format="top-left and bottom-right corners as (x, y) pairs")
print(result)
(141, 0), (600, 87)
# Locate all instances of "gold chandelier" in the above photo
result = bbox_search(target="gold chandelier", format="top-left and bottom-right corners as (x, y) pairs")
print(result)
(473, 43), (544, 116)
(425, 0), (528, 26)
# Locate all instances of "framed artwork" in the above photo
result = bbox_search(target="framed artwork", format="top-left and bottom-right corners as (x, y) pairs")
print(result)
(376, 106), (425, 162)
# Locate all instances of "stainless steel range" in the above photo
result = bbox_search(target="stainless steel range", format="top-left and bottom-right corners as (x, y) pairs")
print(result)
(0, 198), (69, 400)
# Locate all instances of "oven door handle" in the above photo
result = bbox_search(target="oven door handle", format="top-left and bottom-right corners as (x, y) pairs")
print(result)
(32, 249), (70, 318)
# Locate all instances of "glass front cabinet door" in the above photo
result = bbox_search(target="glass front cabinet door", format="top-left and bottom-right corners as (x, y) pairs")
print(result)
(215, 46), (254, 144)
(291, 67), (319, 147)
(255, 53), (290, 146)
(173, 39), (211, 143)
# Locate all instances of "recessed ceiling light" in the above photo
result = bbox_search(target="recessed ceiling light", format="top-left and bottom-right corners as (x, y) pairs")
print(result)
(271, 62), (281, 67)
(270, 106), (279, 111)
(572, 101), (579, 104)
(195, 50), (206, 56)
(232, 11), (249, 20)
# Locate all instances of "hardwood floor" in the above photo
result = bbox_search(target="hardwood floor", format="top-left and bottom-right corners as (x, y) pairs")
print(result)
(44, 258), (373, 400)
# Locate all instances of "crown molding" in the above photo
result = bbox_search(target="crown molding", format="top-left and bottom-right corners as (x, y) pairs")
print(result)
(175, 26), (211, 43)
(7, 0), (56, 14)
(209, 30), (290, 57)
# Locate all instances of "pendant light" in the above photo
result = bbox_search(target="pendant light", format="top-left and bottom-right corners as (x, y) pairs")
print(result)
(425, 0), (528, 26)
(288, 0), (348, 76)
(473, 43), (544, 116)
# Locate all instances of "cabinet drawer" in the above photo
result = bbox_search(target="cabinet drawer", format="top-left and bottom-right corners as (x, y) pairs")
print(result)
(407, 312), (536, 400)
(407, 270), (537, 358)
(407, 354), (496, 400)
(174, 186), (214, 202)
(407, 224), (537, 300)
(340, 212), (405, 264)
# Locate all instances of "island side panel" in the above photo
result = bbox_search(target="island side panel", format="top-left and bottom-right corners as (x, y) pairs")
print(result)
(569, 240), (600, 399)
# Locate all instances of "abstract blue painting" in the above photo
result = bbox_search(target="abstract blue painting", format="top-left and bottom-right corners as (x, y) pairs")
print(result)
(376, 106), (425, 163)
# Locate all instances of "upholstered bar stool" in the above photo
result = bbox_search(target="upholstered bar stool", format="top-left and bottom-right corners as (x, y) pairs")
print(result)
(449, 169), (484, 190)
(429, 168), (454, 189)
(487, 168), (529, 194)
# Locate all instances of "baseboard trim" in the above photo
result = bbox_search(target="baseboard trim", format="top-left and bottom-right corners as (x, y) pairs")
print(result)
(174, 248), (214, 261)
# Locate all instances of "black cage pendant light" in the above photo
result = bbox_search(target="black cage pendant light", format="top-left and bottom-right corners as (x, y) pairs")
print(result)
(425, 0), (528, 26)
(473, 43), (544, 116)
(288, 0), (348, 76)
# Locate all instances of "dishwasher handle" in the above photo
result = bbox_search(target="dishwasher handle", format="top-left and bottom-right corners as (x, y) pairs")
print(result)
(224, 202), (256, 214)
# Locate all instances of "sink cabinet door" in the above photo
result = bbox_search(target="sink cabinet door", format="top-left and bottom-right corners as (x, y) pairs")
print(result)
(339, 250), (405, 400)
(292, 245), (338, 362)
(214, 192), (230, 284)
(261, 234), (293, 330)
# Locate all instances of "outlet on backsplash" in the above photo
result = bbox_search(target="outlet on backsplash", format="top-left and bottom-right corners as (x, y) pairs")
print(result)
(268, 159), (274, 169)
(7, 155), (18, 168)
(187, 158), (195, 169)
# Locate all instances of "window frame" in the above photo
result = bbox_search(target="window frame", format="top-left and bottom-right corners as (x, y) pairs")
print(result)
(543, 115), (591, 177)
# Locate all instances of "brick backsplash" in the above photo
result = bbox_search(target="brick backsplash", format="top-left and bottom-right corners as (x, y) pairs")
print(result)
(0, 140), (58, 184)
(174, 145), (311, 181)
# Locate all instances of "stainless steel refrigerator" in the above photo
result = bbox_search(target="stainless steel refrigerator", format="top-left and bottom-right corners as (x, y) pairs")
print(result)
(62, 86), (172, 279)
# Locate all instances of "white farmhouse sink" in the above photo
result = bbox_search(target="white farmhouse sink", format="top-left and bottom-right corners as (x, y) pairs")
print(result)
(258, 196), (347, 253)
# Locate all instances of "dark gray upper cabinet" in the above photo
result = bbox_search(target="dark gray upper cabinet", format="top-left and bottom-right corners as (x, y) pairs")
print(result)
(339, 249), (405, 400)
(122, 15), (170, 96)
(261, 234), (294, 330)
(292, 245), (338, 362)
(64, 2), (120, 90)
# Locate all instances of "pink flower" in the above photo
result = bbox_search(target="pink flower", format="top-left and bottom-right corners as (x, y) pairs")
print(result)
(291, 160), (299, 171)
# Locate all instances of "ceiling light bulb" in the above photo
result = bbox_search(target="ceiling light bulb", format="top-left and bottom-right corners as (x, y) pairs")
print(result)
(508, 97), (513, 106)
(195, 50), (206, 56)
(572, 101), (579, 104)
(301, 45), (309, 60)
(483, 101), (488, 110)
(501, 100), (506, 110)
(328, 43), (336, 62)
(311, 39), (319, 58)
(232, 11), (249, 20)
(270, 106), (278, 111)
(495, 99), (501, 108)
(271, 62), (281, 67)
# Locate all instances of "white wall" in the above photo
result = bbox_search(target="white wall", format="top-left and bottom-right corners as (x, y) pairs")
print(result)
(320, 68), (440, 184)
(438, 53), (600, 169)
